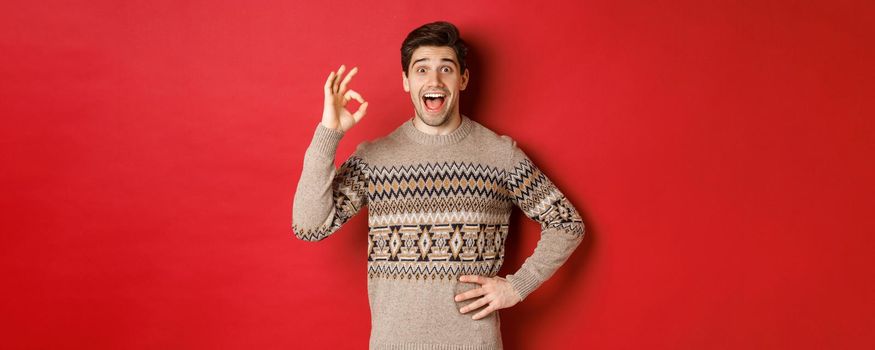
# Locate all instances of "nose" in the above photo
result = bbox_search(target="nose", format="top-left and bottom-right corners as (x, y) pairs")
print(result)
(425, 70), (444, 87)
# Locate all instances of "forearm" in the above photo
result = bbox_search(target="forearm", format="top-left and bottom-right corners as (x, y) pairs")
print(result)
(503, 138), (586, 301)
(291, 123), (349, 241)
(293, 63), (370, 241)
(505, 223), (584, 301)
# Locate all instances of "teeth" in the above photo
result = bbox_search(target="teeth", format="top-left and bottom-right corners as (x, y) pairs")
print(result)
(424, 93), (445, 98)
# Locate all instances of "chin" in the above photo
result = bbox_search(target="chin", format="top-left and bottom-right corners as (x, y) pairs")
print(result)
(418, 110), (450, 126)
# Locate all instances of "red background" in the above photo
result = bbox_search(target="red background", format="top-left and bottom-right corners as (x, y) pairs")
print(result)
(2, 1), (873, 349)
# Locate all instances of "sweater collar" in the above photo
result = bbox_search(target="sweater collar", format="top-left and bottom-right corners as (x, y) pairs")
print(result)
(401, 114), (474, 145)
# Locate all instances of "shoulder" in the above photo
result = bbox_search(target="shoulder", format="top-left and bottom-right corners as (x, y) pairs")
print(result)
(466, 119), (524, 173)
(354, 131), (396, 157)
(349, 128), (405, 166)
(352, 139), (372, 155)
(469, 118), (517, 149)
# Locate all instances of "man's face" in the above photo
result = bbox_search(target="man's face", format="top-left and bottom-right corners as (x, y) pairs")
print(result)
(402, 46), (469, 127)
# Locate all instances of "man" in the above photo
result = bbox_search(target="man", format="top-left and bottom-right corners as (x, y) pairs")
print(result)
(292, 21), (585, 350)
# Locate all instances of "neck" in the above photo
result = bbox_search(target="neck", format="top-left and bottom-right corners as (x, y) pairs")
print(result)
(400, 112), (474, 146)
(411, 110), (462, 135)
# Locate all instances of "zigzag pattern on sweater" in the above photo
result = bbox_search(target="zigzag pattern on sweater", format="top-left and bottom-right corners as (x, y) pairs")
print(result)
(368, 260), (503, 281)
(367, 161), (509, 201)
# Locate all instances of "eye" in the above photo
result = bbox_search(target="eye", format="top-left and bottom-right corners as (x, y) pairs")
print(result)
(441, 66), (452, 73)
(416, 67), (426, 73)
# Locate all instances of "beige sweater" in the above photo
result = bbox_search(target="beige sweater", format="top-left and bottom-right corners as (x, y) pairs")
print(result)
(292, 114), (585, 349)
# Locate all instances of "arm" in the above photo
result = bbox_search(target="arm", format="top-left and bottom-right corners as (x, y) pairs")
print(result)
(292, 63), (370, 241)
(291, 123), (369, 241)
(503, 140), (585, 302)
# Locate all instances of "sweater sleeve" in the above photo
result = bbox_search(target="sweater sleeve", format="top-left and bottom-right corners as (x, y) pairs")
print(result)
(503, 140), (585, 302)
(291, 122), (369, 242)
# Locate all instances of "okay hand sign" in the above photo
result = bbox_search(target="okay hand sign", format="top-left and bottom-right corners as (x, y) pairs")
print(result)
(322, 64), (368, 133)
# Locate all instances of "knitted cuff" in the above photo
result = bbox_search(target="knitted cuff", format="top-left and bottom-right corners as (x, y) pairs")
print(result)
(505, 268), (541, 302)
(309, 122), (345, 158)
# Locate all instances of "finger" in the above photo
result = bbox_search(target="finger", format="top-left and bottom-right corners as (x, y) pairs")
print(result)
(460, 275), (488, 285)
(472, 303), (497, 320)
(352, 101), (368, 123)
(459, 295), (492, 314)
(338, 66), (358, 95)
(454, 287), (487, 302)
(344, 89), (365, 104)
(324, 71), (335, 95)
(333, 64), (346, 93)
(330, 69), (342, 94)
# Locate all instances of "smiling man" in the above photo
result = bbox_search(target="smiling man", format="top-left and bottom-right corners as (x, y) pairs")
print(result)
(292, 21), (585, 349)
(403, 44), (468, 130)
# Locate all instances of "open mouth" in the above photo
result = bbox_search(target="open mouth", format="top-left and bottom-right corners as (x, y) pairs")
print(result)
(422, 92), (446, 112)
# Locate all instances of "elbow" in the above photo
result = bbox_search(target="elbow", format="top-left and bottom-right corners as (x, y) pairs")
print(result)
(291, 223), (331, 242)
(548, 220), (585, 241)
(291, 207), (334, 242)
(570, 221), (585, 249)
(560, 221), (586, 247)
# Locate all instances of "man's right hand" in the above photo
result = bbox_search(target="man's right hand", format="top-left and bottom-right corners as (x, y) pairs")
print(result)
(322, 64), (368, 133)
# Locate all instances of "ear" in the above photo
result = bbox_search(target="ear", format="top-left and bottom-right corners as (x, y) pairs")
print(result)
(402, 70), (410, 92)
(460, 68), (470, 91)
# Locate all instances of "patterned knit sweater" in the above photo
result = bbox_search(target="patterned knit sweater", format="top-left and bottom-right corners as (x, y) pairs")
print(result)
(292, 114), (585, 350)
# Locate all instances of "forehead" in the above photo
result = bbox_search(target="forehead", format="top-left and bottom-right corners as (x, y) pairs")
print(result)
(410, 46), (458, 65)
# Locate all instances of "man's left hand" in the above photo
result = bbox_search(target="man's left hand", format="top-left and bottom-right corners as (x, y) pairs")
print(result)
(455, 275), (522, 320)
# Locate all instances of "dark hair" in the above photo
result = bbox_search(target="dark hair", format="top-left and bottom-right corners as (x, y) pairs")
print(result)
(401, 21), (468, 77)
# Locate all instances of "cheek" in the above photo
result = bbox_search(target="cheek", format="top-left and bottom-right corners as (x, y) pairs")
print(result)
(447, 78), (460, 90)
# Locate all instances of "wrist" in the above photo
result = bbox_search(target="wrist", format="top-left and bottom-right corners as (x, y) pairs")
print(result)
(320, 120), (341, 132)
(310, 122), (345, 157)
(503, 275), (524, 302)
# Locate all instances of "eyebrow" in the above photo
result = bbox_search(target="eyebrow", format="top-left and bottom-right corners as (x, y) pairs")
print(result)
(412, 57), (458, 68)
